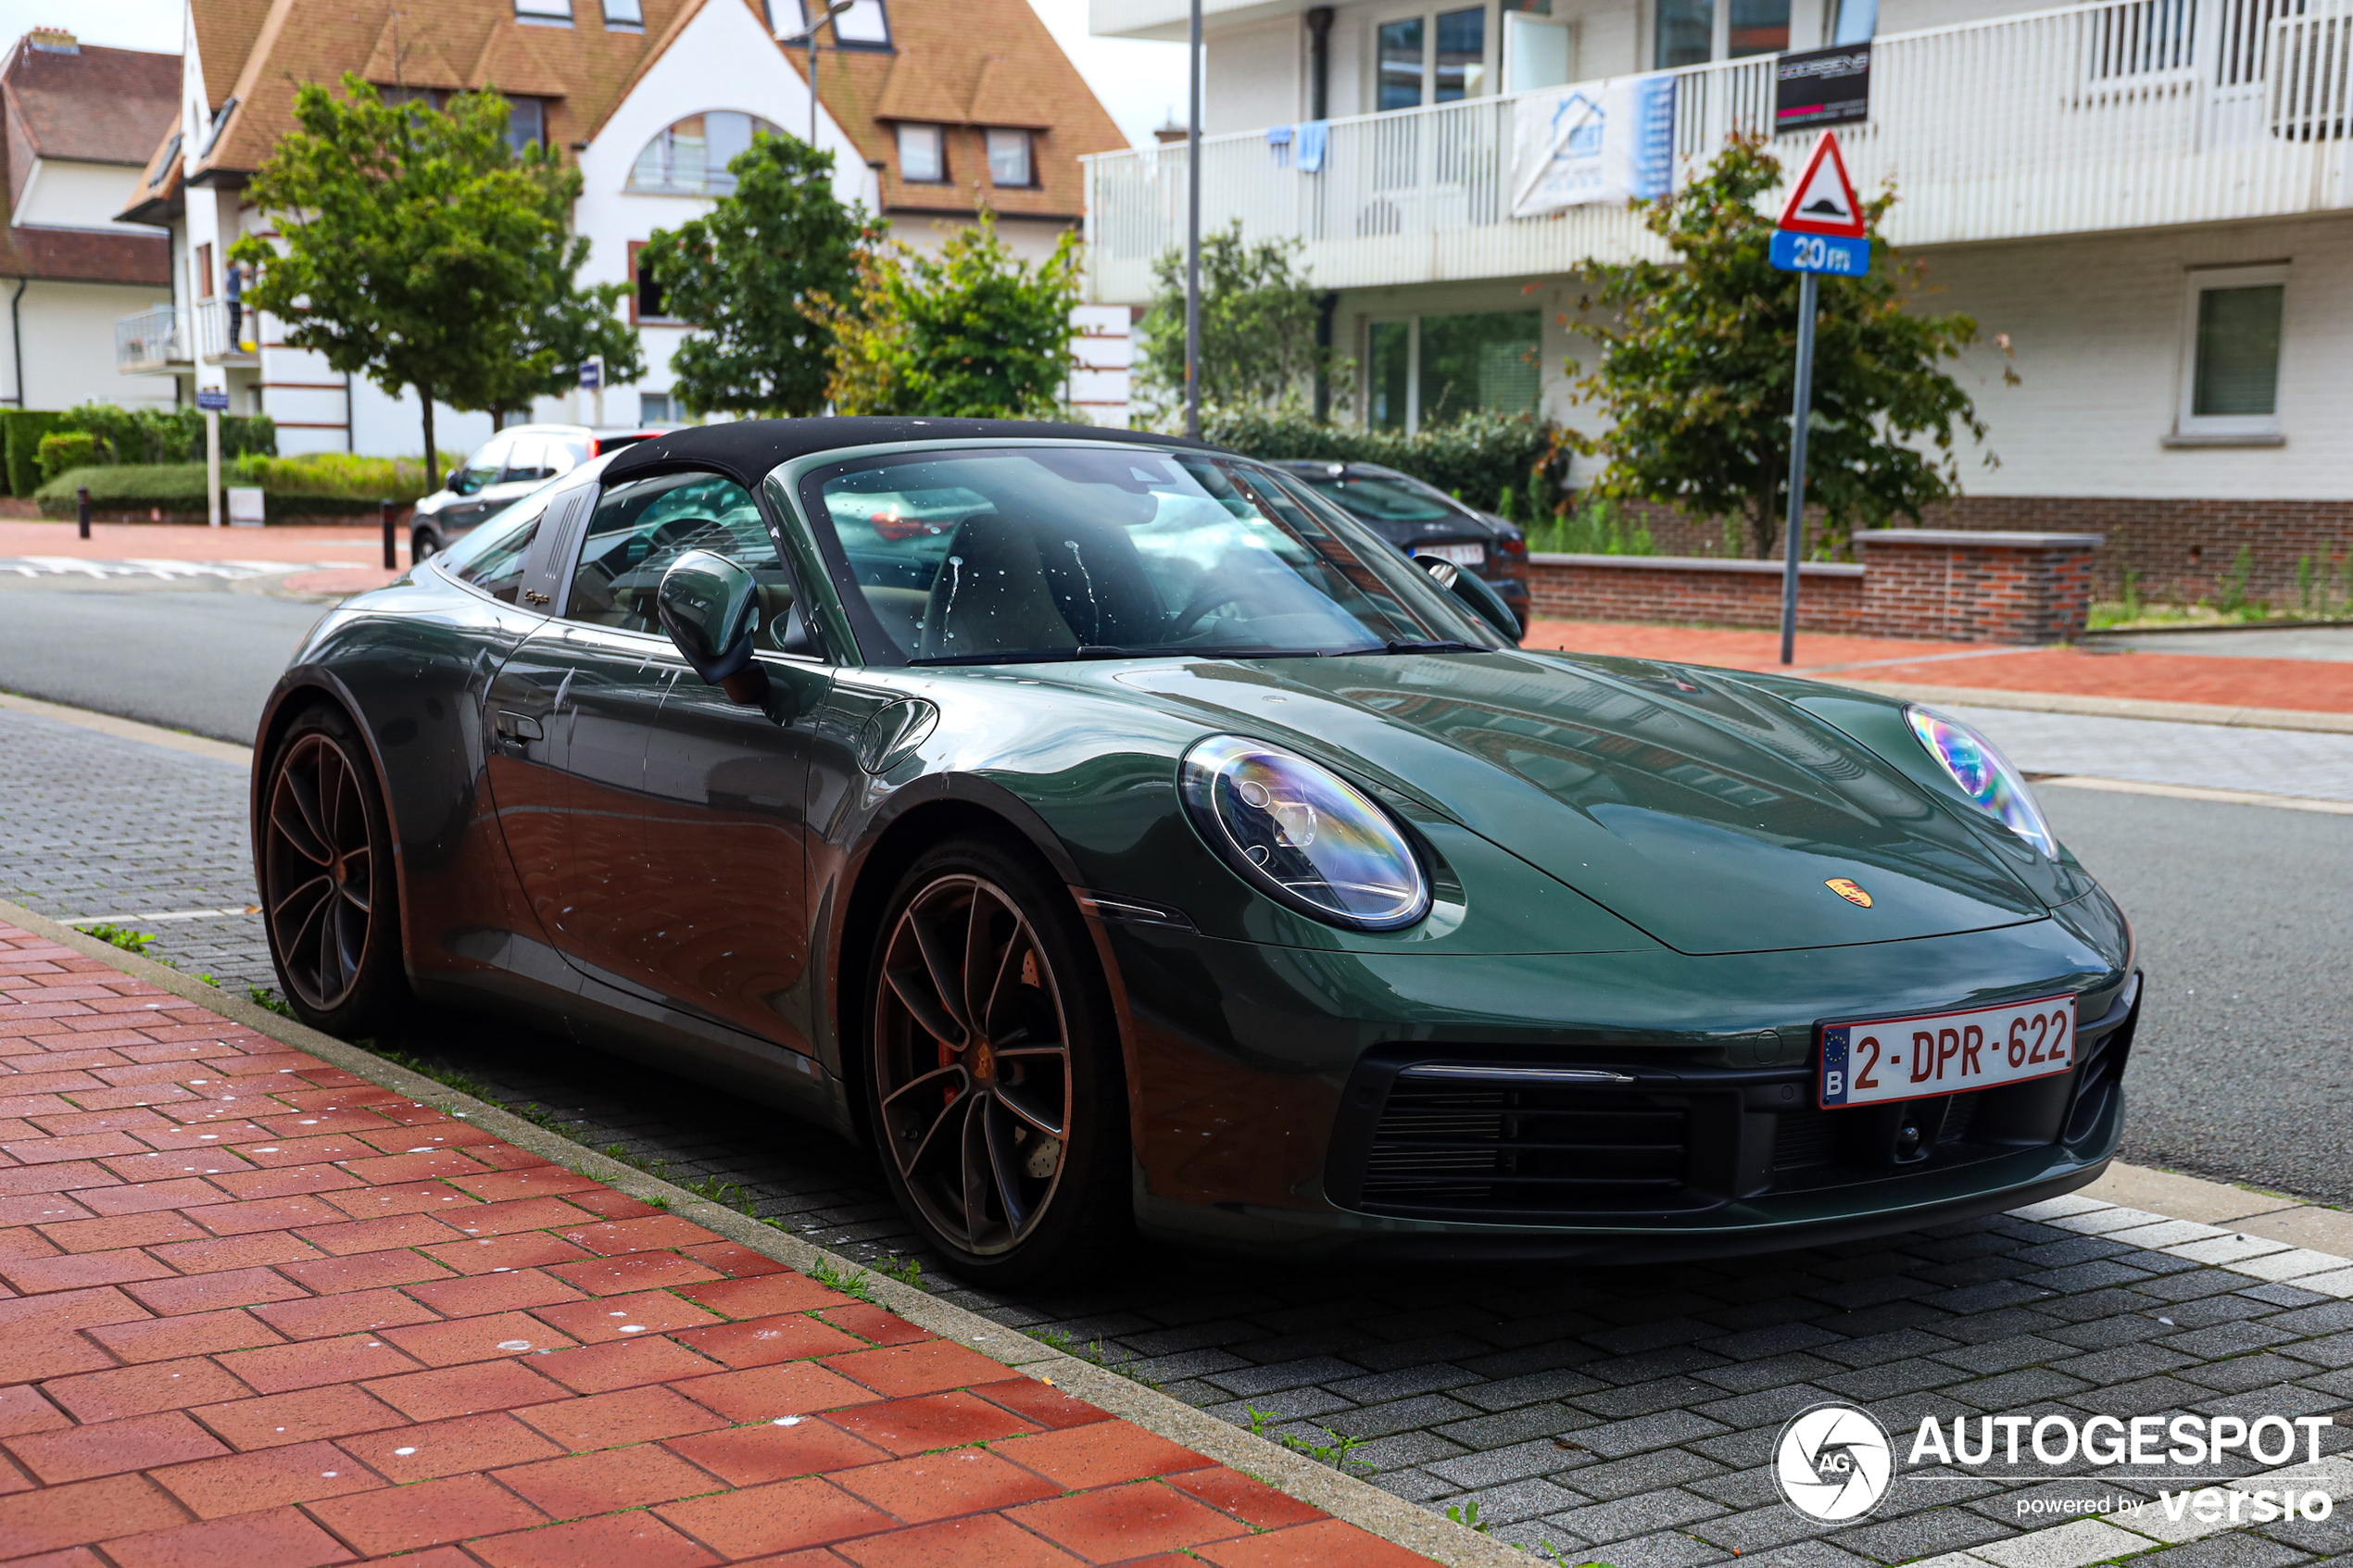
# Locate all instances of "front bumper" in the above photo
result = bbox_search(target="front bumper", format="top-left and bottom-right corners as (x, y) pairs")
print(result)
(1103, 910), (2136, 1261)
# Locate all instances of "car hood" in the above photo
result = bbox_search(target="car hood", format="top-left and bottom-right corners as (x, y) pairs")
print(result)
(1101, 649), (2047, 957)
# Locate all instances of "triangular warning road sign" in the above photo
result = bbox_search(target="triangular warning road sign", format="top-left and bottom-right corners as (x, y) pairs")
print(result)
(1777, 132), (1865, 237)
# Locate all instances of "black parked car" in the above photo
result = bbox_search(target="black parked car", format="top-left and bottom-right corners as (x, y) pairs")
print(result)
(1271, 460), (1530, 631)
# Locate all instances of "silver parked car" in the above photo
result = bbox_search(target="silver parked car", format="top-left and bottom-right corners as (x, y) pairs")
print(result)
(409, 424), (659, 560)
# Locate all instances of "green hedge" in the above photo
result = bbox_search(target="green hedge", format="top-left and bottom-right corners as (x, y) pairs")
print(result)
(2, 410), (62, 496)
(1193, 406), (1559, 516)
(34, 462), (407, 521)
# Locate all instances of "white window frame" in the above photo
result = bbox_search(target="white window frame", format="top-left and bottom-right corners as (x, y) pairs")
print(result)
(985, 128), (1032, 187)
(602, 0), (644, 27)
(515, 0), (573, 24)
(2174, 262), (2288, 443)
(898, 122), (946, 182)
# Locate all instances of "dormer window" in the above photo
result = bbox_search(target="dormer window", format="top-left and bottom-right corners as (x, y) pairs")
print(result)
(986, 129), (1032, 188)
(787, 0), (890, 45)
(603, 0), (643, 25)
(515, 0), (573, 24)
(897, 122), (944, 182)
(627, 111), (784, 195)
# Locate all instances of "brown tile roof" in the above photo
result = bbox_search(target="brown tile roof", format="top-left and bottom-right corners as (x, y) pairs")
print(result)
(194, 0), (273, 109)
(3, 40), (181, 165)
(792, 0), (1126, 223)
(0, 225), (172, 284)
(167, 0), (1124, 231)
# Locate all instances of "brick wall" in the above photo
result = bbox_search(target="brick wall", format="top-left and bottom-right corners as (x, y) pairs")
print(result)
(1529, 531), (2102, 644)
(1575, 495), (2353, 608)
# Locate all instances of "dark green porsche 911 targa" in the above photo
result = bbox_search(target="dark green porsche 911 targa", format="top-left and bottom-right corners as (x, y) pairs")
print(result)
(252, 419), (2137, 1286)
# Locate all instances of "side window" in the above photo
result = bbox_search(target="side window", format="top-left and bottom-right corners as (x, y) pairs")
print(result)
(450, 435), (511, 497)
(567, 470), (804, 649)
(451, 502), (545, 606)
(500, 438), (550, 483)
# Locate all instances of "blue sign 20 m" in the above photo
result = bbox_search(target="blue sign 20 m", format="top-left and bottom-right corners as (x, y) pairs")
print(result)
(1770, 230), (1869, 275)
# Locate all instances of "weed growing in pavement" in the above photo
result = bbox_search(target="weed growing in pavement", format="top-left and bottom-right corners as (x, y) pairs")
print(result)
(875, 1254), (925, 1291)
(1279, 1425), (1370, 1474)
(371, 1046), (493, 1102)
(1026, 1328), (1163, 1389)
(83, 923), (159, 958)
(1445, 1500), (1488, 1533)
(246, 985), (297, 1018)
(811, 1259), (877, 1302)
(679, 1173), (759, 1217)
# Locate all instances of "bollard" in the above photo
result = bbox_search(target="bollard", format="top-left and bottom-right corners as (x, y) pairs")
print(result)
(77, 485), (90, 541)
(381, 498), (396, 571)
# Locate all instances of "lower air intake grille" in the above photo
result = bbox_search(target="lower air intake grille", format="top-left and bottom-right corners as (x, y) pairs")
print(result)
(1357, 1073), (1692, 1217)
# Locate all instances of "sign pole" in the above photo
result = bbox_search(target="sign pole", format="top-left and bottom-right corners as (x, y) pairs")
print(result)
(205, 406), (221, 530)
(1778, 269), (1818, 667)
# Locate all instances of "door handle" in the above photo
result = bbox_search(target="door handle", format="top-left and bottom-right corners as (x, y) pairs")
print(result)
(522, 588), (551, 606)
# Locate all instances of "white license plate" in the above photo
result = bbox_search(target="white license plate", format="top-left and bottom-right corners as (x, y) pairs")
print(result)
(1818, 994), (2076, 1108)
(1417, 543), (1485, 568)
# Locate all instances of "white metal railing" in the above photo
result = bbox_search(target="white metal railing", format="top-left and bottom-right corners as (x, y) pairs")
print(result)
(1083, 0), (2353, 302)
(114, 306), (186, 372)
(191, 296), (258, 361)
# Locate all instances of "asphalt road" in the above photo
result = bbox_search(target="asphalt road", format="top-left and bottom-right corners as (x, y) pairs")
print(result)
(2039, 784), (2353, 1205)
(0, 578), (325, 744)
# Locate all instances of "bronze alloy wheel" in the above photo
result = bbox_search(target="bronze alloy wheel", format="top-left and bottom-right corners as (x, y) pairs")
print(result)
(873, 872), (1074, 1256)
(263, 729), (380, 1012)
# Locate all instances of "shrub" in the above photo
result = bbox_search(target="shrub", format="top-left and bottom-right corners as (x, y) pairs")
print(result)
(230, 451), (439, 502)
(1526, 495), (1655, 556)
(36, 432), (99, 483)
(2, 410), (62, 495)
(44, 403), (276, 469)
(33, 459), (417, 520)
(1191, 405), (1556, 516)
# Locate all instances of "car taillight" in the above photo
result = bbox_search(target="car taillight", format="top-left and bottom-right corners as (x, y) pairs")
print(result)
(1498, 536), (1527, 557)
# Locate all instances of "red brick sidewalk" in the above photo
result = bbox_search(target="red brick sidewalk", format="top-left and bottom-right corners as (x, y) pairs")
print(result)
(0, 922), (1430, 1568)
(0, 521), (387, 564)
(1525, 619), (2353, 718)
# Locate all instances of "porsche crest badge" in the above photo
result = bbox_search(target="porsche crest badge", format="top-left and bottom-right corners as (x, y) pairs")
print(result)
(1825, 878), (1873, 908)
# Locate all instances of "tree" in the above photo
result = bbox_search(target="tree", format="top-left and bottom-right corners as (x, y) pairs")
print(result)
(479, 232), (646, 428)
(1135, 222), (1330, 416)
(233, 78), (607, 489)
(808, 206), (1083, 418)
(639, 134), (873, 417)
(1567, 133), (2009, 559)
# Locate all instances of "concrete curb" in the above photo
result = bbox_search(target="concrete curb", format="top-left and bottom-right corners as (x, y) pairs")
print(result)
(0, 689), (254, 763)
(1837, 678), (2353, 734)
(0, 895), (1523, 1568)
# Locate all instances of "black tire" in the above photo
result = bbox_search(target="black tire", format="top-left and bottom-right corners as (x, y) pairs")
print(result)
(863, 835), (1130, 1288)
(411, 529), (440, 562)
(258, 703), (411, 1037)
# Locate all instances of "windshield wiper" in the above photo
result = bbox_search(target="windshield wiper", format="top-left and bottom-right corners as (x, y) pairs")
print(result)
(1378, 639), (1489, 655)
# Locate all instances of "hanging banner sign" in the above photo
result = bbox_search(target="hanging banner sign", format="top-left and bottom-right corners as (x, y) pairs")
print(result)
(1775, 44), (1871, 132)
(1509, 74), (1677, 218)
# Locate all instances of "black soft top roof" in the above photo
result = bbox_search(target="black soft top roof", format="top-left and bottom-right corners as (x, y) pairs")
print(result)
(599, 417), (1214, 492)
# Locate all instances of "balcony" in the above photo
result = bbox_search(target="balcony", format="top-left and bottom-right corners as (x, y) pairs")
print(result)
(114, 306), (187, 373)
(191, 297), (258, 365)
(1082, 0), (2353, 304)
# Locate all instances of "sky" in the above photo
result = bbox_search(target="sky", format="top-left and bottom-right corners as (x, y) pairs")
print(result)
(0, 0), (1185, 148)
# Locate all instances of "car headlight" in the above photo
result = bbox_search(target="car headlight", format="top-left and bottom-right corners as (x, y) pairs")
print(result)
(1180, 735), (1430, 931)
(1906, 707), (2056, 858)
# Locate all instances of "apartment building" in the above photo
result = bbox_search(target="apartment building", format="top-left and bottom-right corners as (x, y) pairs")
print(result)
(0, 31), (181, 412)
(1085, 0), (2353, 596)
(116, 0), (1131, 454)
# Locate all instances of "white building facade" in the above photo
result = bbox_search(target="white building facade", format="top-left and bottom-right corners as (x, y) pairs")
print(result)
(1085, 0), (2353, 599)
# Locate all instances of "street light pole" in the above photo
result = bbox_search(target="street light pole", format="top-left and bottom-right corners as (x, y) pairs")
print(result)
(786, 1), (851, 148)
(1184, 0), (1202, 441)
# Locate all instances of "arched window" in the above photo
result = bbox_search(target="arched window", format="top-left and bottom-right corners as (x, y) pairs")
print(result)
(626, 111), (783, 195)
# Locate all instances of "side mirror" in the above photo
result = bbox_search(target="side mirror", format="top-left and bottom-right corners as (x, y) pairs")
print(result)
(657, 547), (770, 704)
(1416, 554), (1522, 646)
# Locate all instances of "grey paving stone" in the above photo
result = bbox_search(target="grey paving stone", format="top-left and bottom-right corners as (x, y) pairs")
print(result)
(1428, 1438), (1592, 1488)
(1819, 1357), (1969, 1402)
(1447, 1475), (1588, 1525)
(1548, 1528), (1731, 1568)
(1365, 1467), (1457, 1504)
(1344, 1428), (1471, 1470)
(2061, 1342), (2205, 1383)
(1577, 1410), (1735, 1459)
(1542, 1486), (1729, 1545)
(1688, 1502), (1837, 1554)
(2164, 1322), (2304, 1359)
(1817, 1328), (1966, 1369)
(1437, 1402), (1597, 1449)
(1452, 1365), (1612, 1409)
(1323, 1363), (1480, 1404)
(1324, 1392), (1483, 1439)
(1946, 1366), (2098, 1410)
(2070, 1374), (2238, 1418)
(1829, 1501), (2019, 1562)
(1722, 1543), (1876, 1568)
(1200, 1355), (1367, 1398)
(1565, 1447), (1732, 1501)
(2129, 1535), (2313, 1567)
(1579, 1374), (1738, 1420)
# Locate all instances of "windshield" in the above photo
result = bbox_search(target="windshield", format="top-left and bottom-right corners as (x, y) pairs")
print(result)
(801, 446), (1505, 666)
(1298, 470), (1477, 528)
